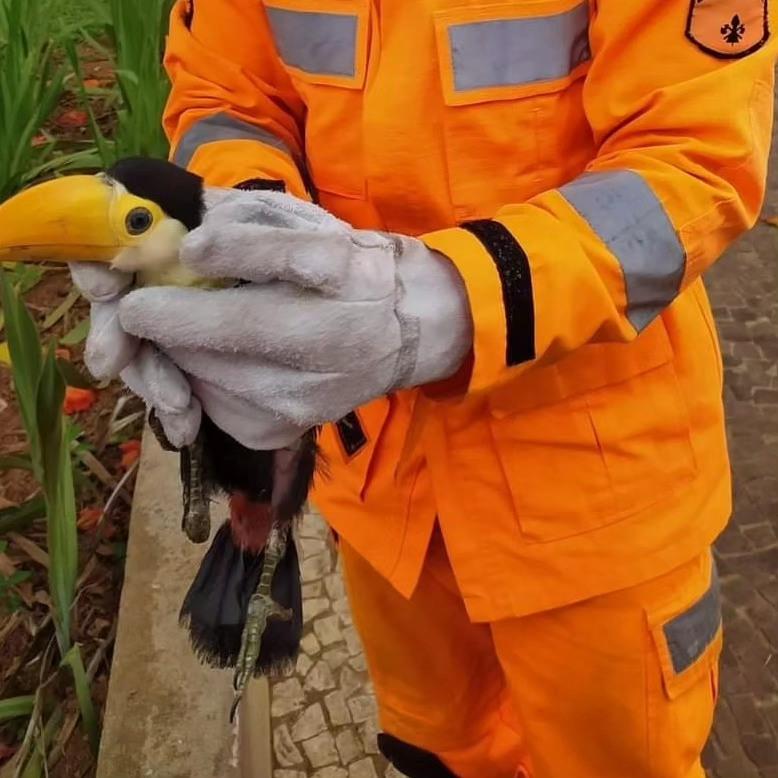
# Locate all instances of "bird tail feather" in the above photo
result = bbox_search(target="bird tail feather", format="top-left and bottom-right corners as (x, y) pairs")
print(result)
(179, 521), (302, 674)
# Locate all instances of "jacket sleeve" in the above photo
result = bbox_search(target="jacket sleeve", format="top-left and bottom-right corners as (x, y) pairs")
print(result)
(163, 0), (310, 198)
(422, 0), (776, 394)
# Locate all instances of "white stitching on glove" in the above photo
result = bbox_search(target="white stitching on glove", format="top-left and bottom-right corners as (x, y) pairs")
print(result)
(115, 190), (473, 450)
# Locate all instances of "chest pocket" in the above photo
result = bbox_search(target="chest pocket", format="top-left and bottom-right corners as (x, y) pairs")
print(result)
(487, 322), (698, 544)
(433, 0), (595, 219)
(263, 0), (369, 199)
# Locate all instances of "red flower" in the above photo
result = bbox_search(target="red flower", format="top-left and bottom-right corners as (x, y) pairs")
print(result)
(56, 110), (89, 129)
(77, 506), (102, 532)
(63, 387), (97, 414)
(119, 439), (142, 470)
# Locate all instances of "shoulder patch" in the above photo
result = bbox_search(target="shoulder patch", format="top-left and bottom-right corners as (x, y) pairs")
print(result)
(687, 0), (769, 58)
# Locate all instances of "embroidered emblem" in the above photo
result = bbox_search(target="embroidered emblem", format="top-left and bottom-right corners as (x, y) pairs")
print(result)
(721, 14), (747, 43)
(687, 0), (769, 58)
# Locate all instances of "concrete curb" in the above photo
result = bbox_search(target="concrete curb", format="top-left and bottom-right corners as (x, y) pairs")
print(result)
(96, 427), (272, 778)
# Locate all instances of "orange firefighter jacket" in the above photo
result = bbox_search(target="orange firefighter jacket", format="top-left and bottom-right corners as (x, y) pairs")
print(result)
(163, 0), (776, 621)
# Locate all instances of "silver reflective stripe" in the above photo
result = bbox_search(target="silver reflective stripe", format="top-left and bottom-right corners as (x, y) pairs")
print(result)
(560, 171), (686, 331)
(173, 113), (291, 169)
(266, 6), (357, 77)
(664, 568), (721, 674)
(448, 2), (590, 92)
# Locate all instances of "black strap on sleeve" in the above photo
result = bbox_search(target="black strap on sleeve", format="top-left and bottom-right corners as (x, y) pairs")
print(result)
(461, 219), (535, 367)
(234, 178), (287, 192)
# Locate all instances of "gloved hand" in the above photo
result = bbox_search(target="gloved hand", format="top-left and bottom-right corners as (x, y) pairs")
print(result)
(117, 190), (474, 450)
(70, 263), (203, 448)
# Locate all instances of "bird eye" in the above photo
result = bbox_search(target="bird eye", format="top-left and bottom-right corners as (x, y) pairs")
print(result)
(126, 207), (153, 236)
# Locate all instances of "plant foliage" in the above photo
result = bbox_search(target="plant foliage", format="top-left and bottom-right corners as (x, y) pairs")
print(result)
(0, 270), (78, 654)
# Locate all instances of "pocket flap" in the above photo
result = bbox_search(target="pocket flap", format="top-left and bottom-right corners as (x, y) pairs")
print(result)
(649, 565), (722, 699)
(263, 0), (369, 88)
(663, 576), (722, 676)
(434, 0), (592, 106)
(489, 317), (675, 416)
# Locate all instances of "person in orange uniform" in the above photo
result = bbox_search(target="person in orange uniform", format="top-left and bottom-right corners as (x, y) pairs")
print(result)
(79, 0), (775, 775)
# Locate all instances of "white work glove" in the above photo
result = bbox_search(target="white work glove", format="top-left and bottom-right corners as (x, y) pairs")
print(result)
(115, 189), (474, 450)
(70, 264), (203, 448)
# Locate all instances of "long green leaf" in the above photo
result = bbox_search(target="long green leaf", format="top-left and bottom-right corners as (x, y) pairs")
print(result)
(0, 695), (34, 722)
(0, 0), (67, 200)
(61, 646), (100, 755)
(0, 454), (34, 472)
(0, 495), (45, 535)
(59, 319), (90, 347)
(63, 36), (114, 167)
(18, 706), (63, 778)
(21, 147), (104, 183)
(0, 269), (42, 476)
(108, 0), (174, 159)
(56, 358), (94, 389)
(10, 265), (44, 296)
(40, 289), (79, 332)
(36, 347), (77, 653)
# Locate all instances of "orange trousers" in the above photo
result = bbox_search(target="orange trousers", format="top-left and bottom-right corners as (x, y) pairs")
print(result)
(341, 530), (721, 778)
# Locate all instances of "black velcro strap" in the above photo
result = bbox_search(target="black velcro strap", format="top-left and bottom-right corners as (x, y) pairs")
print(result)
(461, 219), (535, 367)
(335, 412), (367, 458)
(378, 733), (459, 778)
(236, 171), (318, 203)
(234, 178), (287, 192)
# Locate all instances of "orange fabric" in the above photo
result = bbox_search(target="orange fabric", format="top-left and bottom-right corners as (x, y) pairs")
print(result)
(185, 140), (309, 201)
(164, 0), (777, 619)
(163, 0), (310, 198)
(341, 533), (720, 778)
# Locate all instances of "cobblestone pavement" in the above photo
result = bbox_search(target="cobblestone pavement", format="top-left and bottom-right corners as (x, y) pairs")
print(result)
(270, 511), (393, 778)
(271, 135), (778, 778)
(702, 112), (778, 776)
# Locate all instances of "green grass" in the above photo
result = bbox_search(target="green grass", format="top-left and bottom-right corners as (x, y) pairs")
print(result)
(0, 270), (78, 654)
(65, 0), (174, 164)
(0, 0), (105, 201)
(51, 0), (108, 31)
(0, 0), (66, 200)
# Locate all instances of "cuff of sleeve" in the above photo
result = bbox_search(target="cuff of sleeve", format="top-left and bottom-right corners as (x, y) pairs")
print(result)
(421, 225), (532, 394)
(180, 139), (312, 201)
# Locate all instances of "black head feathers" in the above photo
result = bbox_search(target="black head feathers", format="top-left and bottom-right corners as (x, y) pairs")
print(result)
(107, 157), (205, 232)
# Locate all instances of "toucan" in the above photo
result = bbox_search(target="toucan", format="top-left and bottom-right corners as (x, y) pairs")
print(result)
(0, 159), (319, 716)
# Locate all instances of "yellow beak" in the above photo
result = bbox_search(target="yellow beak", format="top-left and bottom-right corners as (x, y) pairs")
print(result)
(0, 175), (119, 263)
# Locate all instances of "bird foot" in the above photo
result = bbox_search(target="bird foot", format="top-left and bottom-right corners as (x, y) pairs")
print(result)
(180, 428), (211, 544)
(230, 590), (292, 721)
(147, 409), (179, 452)
(230, 521), (292, 720)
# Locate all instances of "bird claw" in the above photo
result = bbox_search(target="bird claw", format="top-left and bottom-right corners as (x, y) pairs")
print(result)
(180, 429), (211, 544)
(230, 592), (291, 721)
(269, 600), (293, 623)
(147, 409), (179, 452)
(230, 522), (292, 720)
